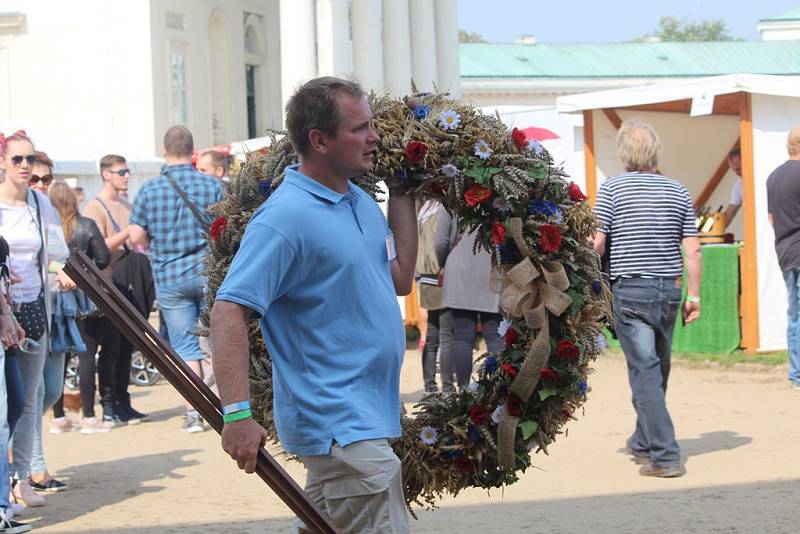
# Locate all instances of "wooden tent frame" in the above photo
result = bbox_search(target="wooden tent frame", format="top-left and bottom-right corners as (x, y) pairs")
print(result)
(582, 92), (759, 351)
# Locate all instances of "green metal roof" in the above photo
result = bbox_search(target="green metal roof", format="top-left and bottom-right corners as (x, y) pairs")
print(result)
(760, 7), (800, 21)
(460, 41), (800, 79)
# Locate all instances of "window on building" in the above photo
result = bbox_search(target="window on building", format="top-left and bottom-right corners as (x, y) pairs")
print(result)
(170, 45), (189, 125)
(246, 64), (257, 139)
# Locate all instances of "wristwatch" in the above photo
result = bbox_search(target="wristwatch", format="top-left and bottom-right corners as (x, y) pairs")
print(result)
(686, 295), (700, 304)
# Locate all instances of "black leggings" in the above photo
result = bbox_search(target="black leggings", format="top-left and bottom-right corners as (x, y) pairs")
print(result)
(77, 317), (132, 417)
(450, 309), (503, 387)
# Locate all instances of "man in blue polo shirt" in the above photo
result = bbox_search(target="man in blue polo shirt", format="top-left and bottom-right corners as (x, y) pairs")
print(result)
(210, 77), (417, 533)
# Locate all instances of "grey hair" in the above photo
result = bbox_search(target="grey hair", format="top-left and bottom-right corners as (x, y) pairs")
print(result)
(616, 118), (662, 172)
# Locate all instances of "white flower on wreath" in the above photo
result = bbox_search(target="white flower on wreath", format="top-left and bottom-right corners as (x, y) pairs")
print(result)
(497, 318), (512, 338)
(527, 139), (544, 156)
(419, 426), (438, 445)
(474, 139), (493, 160)
(439, 109), (461, 130)
(597, 333), (607, 351)
(442, 163), (460, 178)
(491, 404), (503, 425)
(467, 382), (479, 393)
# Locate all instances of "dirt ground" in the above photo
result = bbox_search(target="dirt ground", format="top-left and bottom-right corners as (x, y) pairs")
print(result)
(19, 350), (798, 533)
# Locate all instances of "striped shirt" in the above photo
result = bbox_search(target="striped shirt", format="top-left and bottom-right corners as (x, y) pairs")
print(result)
(594, 172), (697, 280)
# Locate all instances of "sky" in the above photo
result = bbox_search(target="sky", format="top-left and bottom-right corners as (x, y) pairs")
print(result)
(457, 0), (800, 43)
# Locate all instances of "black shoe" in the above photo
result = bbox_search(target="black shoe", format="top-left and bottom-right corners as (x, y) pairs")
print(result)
(29, 478), (67, 492)
(115, 404), (150, 425)
(0, 518), (32, 533)
(102, 413), (124, 427)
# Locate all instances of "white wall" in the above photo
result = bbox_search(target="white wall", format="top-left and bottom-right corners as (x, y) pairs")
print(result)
(752, 94), (800, 351)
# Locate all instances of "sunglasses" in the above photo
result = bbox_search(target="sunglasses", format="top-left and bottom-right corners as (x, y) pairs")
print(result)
(108, 168), (131, 177)
(10, 155), (37, 166)
(29, 174), (53, 187)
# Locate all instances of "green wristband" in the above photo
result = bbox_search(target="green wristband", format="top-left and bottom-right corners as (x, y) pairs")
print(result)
(223, 409), (253, 424)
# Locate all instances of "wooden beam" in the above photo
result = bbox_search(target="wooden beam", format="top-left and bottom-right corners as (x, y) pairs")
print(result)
(63, 252), (341, 534)
(621, 95), (740, 116)
(602, 108), (622, 130)
(738, 92), (759, 352)
(693, 137), (740, 209)
(583, 109), (597, 207)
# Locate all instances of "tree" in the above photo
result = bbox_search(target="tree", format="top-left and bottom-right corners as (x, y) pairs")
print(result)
(459, 29), (487, 43)
(638, 16), (734, 42)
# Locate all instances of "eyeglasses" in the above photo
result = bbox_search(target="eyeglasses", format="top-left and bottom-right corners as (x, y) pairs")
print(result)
(29, 174), (53, 187)
(10, 155), (37, 166)
(108, 168), (130, 177)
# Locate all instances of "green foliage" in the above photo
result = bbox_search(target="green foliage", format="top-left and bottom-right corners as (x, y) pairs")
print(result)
(637, 16), (735, 42)
(519, 420), (538, 440)
(459, 29), (487, 43)
(464, 160), (502, 186)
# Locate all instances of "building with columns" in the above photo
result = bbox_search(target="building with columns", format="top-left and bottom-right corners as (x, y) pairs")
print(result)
(0, 0), (459, 199)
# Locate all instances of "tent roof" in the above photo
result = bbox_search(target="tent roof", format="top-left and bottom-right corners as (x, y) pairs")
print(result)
(555, 74), (800, 113)
(460, 41), (800, 79)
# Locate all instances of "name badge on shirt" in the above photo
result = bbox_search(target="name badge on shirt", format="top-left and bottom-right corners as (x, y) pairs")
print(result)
(385, 233), (397, 262)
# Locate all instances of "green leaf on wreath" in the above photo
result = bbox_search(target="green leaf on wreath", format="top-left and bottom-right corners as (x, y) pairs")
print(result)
(519, 420), (538, 440)
(538, 388), (558, 401)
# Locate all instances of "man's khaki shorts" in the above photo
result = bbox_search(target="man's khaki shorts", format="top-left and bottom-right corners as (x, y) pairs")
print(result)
(295, 439), (409, 534)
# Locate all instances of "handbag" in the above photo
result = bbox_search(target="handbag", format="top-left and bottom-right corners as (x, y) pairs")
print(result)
(16, 291), (47, 341)
(94, 198), (155, 318)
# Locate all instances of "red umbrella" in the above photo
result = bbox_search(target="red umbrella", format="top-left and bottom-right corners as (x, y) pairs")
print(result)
(521, 126), (559, 141)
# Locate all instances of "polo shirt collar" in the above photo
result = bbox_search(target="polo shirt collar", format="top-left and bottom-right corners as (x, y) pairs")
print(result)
(284, 166), (352, 204)
(167, 163), (194, 172)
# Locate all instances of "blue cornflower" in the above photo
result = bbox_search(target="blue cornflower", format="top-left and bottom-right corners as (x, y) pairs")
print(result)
(415, 104), (430, 119)
(591, 280), (602, 294)
(258, 180), (272, 199)
(529, 198), (559, 217)
(442, 449), (462, 460)
(468, 425), (482, 443)
(577, 380), (588, 396)
(499, 241), (522, 264)
(394, 168), (412, 183)
(482, 355), (499, 374)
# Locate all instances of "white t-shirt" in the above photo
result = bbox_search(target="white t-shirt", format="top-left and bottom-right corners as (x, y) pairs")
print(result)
(729, 177), (743, 206)
(0, 202), (42, 304)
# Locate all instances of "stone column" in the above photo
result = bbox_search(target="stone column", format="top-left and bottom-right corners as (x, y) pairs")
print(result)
(316, 0), (351, 77)
(382, 0), (412, 97)
(409, 0), (437, 92)
(351, 0), (384, 92)
(434, 0), (460, 97)
(279, 0), (317, 107)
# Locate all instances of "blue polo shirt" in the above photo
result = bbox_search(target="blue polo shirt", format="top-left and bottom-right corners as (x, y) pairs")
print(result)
(215, 167), (404, 455)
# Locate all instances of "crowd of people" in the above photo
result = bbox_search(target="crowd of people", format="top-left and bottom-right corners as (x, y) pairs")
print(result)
(0, 127), (228, 532)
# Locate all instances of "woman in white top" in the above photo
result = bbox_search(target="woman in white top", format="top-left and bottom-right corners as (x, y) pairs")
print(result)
(0, 130), (70, 508)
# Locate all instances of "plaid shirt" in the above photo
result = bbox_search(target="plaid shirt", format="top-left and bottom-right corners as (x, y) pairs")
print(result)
(130, 163), (223, 288)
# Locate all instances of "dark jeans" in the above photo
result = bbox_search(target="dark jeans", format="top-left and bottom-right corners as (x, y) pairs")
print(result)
(77, 317), (132, 418)
(448, 309), (503, 387)
(5, 354), (24, 434)
(422, 309), (441, 392)
(612, 277), (682, 468)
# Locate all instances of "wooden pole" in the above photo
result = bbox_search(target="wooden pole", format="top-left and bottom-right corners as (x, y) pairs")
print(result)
(693, 138), (741, 210)
(64, 252), (341, 534)
(738, 92), (759, 352)
(601, 108), (622, 130)
(583, 109), (597, 207)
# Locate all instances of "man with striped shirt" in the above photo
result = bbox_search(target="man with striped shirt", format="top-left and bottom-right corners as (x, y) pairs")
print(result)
(593, 118), (702, 478)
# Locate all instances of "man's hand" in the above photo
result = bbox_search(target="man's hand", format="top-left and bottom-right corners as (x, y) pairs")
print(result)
(683, 301), (700, 324)
(221, 418), (269, 474)
(0, 314), (17, 348)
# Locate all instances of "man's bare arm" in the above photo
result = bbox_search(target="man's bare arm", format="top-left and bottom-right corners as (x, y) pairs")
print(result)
(387, 193), (418, 296)
(593, 231), (607, 257)
(128, 224), (150, 248)
(682, 236), (702, 324)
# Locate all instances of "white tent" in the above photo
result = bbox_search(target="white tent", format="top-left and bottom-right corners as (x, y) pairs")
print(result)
(557, 74), (800, 352)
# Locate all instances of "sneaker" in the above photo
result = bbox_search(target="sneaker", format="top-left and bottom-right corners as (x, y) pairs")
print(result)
(0, 508), (32, 533)
(639, 464), (685, 478)
(29, 478), (67, 492)
(11, 479), (45, 508)
(102, 412), (124, 427)
(49, 416), (78, 434)
(623, 445), (651, 465)
(181, 412), (206, 433)
(114, 403), (150, 425)
(791, 382), (800, 391)
(80, 417), (111, 434)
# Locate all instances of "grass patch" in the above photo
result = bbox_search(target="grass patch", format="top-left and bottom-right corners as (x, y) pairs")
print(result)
(605, 348), (787, 367)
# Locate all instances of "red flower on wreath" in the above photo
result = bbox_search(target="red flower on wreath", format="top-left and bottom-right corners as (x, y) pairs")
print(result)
(405, 141), (427, 164)
(210, 216), (228, 242)
(539, 224), (561, 252)
(455, 456), (476, 473)
(501, 361), (518, 379)
(568, 182), (588, 202)
(464, 184), (491, 207)
(511, 127), (527, 149)
(469, 404), (489, 425)
(492, 221), (506, 245)
(505, 327), (520, 348)
(539, 367), (560, 383)
(507, 393), (524, 417)
(556, 340), (581, 360)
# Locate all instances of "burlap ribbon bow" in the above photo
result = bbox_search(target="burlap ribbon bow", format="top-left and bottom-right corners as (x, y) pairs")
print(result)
(489, 217), (572, 469)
